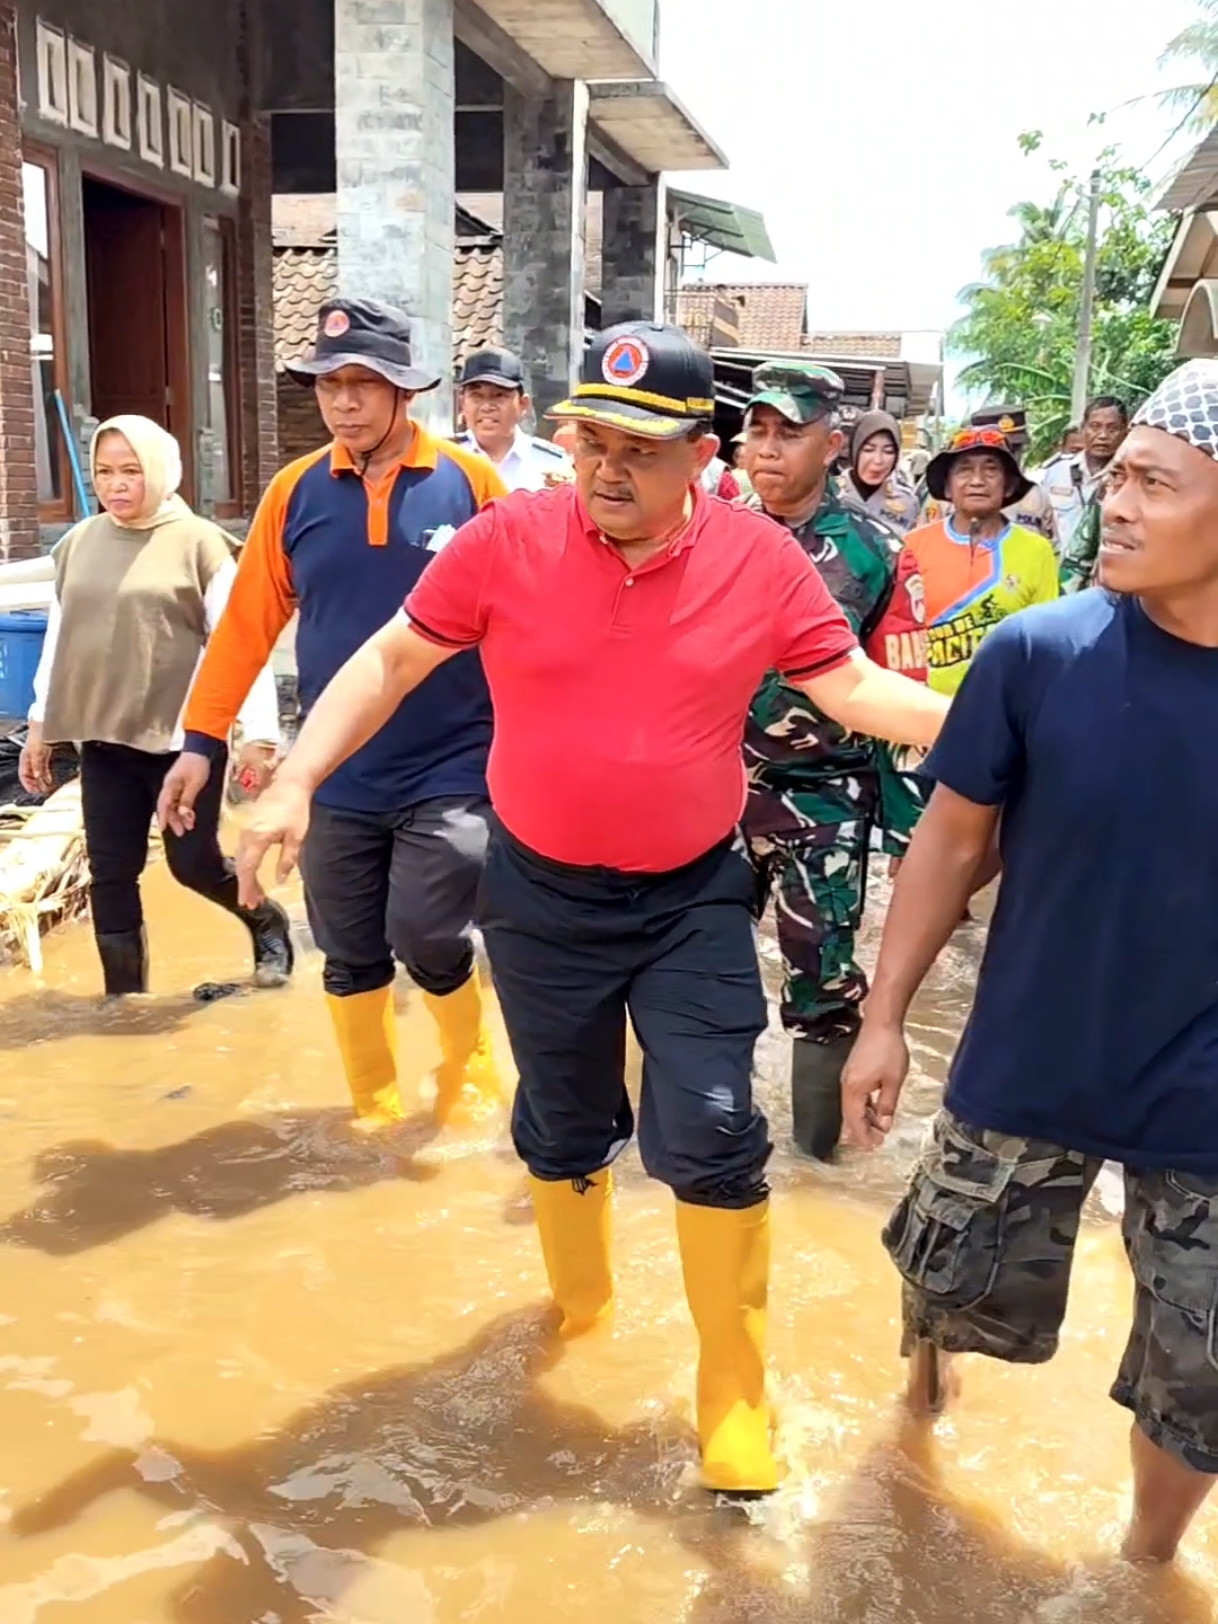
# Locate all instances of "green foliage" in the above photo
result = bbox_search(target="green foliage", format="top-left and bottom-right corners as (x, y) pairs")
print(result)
(948, 138), (1179, 458)
(1157, 0), (1218, 133)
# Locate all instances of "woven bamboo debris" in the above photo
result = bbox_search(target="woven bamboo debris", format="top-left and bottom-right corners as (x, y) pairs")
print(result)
(0, 781), (91, 972)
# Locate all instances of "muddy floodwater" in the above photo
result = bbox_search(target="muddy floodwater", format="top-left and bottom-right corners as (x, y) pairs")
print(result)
(0, 853), (1215, 1623)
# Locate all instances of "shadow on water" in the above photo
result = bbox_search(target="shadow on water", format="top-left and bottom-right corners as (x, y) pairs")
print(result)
(0, 988), (218, 1049)
(0, 1109), (443, 1254)
(12, 1306), (1213, 1624)
(9, 1307), (689, 1624)
(681, 1414), (1216, 1624)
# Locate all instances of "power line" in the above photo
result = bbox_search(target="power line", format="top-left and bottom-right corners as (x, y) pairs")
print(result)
(1142, 72), (1218, 178)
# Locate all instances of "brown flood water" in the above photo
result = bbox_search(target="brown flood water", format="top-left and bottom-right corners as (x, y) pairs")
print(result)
(0, 849), (1215, 1623)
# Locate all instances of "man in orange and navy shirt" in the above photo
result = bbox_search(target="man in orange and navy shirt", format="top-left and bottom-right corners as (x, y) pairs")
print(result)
(159, 298), (506, 1129)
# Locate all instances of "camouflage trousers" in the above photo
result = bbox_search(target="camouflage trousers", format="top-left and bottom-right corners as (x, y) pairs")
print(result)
(743, 776), (877, 1042)
(885, 1109), (1218, 1474)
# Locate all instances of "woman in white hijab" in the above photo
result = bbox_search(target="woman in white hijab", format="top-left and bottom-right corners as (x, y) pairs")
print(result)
(18, 416), (293, 997)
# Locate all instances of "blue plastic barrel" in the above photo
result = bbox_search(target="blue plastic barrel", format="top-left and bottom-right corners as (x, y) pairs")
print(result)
(0, 609), (48, 721)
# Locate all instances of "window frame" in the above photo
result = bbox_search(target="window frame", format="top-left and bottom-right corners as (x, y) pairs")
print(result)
(22, 143), (73, 523)
(203, 212), (243, 518)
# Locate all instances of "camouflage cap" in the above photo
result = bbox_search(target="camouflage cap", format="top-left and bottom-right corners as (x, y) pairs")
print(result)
(745, 361), (844, 427)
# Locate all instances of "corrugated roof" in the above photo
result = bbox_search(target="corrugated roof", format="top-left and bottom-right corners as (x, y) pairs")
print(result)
(1158, 126), (1218, 213)
(677, 282), (808, 352)
(668, 189), (774, 260)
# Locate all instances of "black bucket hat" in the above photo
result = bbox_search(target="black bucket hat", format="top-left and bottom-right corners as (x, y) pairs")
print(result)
(548, 322), (716, 440)
(925, 426), (1032, 504)
(287, 298), (441, 394)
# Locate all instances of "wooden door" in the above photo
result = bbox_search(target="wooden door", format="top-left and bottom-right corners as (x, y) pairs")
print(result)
(84, 186), (169, 426)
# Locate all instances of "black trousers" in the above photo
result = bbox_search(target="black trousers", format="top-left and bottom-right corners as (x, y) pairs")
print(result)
(479, 823), (772, 1209)
(79, 741), (237, 935)
(298, 796), (490, 999)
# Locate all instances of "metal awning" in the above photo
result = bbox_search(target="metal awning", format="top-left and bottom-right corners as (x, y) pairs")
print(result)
(1158, 126), (1218, 213)
(586, 81), (727, 173)
(709, 348), (942, 419)
(668, 188), (776, 261)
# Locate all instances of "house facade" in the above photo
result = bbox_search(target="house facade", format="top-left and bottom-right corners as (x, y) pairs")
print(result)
(0, 0), (729, 559)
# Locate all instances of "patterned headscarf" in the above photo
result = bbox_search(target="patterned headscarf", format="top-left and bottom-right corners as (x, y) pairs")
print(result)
(1133, 360), (1218, 461)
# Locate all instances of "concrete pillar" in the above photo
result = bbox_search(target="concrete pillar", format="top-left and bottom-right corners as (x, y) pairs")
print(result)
(600, 180), (665, 328)
(0, 4), (40, 559)
(502, 79), (589, 424)
(334, 0), (455, 428)
(236, 115), (280, 502)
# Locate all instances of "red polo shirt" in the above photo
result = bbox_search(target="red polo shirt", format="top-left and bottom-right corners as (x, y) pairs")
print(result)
(405, 486), (857, 872)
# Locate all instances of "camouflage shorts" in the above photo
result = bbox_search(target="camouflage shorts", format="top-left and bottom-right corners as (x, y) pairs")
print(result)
(884, 1109), (1218, 1474)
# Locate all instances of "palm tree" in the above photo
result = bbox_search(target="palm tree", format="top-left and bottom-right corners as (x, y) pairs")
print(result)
(1158, 0), (1218, 133)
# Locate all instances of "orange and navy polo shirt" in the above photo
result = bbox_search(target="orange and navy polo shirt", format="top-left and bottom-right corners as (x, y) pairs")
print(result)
(183, 426), (506, 813)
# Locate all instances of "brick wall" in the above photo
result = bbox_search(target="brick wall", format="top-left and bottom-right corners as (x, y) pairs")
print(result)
(235, 113), (279, 511)
(276, 371), (325, 466)
(0, 4), (40, 561)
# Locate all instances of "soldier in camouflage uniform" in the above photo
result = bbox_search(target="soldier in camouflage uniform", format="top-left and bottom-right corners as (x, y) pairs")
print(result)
(741, 362), (930, 1160)
(1058, 489), (1102, 593)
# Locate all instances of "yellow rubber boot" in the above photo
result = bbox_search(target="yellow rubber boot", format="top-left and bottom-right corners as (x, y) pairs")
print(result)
(528, 1170), (614, 1337)
(675, 1199), (779, 1495)
(325, 988), (405, 1127)
(422, 972), (505, 1125)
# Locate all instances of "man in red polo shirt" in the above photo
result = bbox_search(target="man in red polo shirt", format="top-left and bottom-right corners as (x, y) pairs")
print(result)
(229, 323), (949, 1497)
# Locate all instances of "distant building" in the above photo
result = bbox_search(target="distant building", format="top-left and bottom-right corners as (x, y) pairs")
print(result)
(0, 0), (743, 558)
(673, 279), (942, 444)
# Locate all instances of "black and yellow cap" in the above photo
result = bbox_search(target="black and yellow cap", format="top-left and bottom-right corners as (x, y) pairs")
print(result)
(547, 322), (716, 440)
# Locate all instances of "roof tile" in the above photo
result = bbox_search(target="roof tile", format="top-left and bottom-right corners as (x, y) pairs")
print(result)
(677, 282), (808, 352)
(273, 242), (505, 371)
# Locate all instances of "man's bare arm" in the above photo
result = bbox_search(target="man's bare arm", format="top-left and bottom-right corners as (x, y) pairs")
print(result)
(277, 616), (458, 795)
(796, 650), (949, 749)
(866, 784), (999, 1028)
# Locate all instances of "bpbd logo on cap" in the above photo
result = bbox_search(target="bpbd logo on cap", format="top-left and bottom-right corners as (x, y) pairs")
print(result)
(602, 336), (649, 389)
(324, 309), (351, 338)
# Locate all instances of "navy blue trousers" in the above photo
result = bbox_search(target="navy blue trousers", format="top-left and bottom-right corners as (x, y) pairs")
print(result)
(479, 824), (771, 1209)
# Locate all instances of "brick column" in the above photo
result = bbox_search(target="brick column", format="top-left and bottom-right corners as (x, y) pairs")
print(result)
(501, 80), (589, 425)
(334, 0), (455, 430)
(600, 180), (665, 328)
(0, 4), (40, 560)
(236, 114), (279, 506)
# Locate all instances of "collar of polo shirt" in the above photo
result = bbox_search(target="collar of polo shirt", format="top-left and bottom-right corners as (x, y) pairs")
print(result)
(329, 422), (442, 476)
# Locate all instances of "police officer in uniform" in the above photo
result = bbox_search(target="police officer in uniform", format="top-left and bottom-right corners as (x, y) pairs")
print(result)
(451, 349), (572, 492)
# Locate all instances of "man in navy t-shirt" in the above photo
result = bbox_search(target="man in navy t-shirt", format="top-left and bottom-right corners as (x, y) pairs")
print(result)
(842, 357), (1218, 1565)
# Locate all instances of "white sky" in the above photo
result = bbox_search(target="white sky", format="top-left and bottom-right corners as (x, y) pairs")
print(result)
(659, 0), (1203, 367)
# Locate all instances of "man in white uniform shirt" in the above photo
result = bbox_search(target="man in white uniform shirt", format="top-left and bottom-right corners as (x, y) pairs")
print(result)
(450, 349), (573, 491)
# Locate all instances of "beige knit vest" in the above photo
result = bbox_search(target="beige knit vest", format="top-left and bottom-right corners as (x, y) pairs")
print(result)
(43, 513), (232, 753)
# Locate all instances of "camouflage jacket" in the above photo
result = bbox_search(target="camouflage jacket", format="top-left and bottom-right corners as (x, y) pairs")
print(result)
(744, 478), (929, 841)
(1059, 492), (1101, 594)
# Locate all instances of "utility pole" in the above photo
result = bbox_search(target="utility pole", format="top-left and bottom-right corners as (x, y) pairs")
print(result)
(1071, 169), (1102, 424)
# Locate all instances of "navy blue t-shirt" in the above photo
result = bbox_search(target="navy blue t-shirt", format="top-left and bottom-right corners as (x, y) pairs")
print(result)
(923, 589), (1218, 1170)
